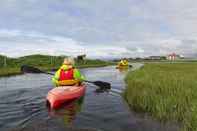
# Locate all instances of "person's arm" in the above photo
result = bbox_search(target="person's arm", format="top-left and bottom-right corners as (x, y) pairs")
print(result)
(52, 69), (61, 86)
(73, 69), (86, 82)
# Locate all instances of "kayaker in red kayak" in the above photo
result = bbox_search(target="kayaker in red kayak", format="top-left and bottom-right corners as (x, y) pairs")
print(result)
(52, 57), (85, 86)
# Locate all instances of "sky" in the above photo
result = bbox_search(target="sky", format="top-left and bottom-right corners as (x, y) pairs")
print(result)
(0, 0), (197, 58)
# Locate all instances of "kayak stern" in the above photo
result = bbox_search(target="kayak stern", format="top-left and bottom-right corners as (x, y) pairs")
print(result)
(46, 85), (86, 109)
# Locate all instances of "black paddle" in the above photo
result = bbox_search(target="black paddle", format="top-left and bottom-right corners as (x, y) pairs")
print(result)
(21, 65), (111, 89)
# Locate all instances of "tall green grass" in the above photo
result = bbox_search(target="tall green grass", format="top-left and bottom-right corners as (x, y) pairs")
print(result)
(124, 63), (197, 131)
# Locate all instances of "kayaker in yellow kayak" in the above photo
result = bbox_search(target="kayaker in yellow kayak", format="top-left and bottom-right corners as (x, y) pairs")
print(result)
(118, 58), (129, 67)
(52, 57), (85, 87)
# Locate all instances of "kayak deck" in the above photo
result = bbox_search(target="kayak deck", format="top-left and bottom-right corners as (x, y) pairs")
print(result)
(46, 85), (86, 109)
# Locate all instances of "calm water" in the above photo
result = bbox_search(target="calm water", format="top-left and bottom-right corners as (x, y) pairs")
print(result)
(0, 64), (179, 131)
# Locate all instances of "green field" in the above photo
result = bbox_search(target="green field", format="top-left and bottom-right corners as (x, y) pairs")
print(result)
(0, 54), (114, 77)
(123, 63), (197, 131)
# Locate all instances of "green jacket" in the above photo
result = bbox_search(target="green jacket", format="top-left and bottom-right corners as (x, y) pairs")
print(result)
(52, 65), (85, 86)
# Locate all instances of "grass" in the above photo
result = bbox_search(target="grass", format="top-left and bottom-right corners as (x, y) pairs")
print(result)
(0, 67), (21, 77)
(0, 54), (114, 77)
(123, 63), (197, 131)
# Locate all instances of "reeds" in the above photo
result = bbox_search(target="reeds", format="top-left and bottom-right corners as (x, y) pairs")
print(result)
(124, 63), (197, 131)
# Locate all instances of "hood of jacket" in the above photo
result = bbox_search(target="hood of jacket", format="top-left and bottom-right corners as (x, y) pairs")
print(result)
(60, 64), (73, 71)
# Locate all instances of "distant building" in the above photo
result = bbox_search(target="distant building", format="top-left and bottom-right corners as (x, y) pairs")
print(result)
(179, 55), (185, 59)
(147, 56), (166, 60)
(167, 53), (184, 60)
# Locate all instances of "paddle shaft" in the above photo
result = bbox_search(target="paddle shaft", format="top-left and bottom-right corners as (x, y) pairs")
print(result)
(21, 65), (111, 89)
(43, 72), (54, 76)
(33, 71), (108, 88)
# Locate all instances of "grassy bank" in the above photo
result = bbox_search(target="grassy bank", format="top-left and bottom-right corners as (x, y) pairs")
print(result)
(123, 63), (197, 131)
(0, 54), (114, 77)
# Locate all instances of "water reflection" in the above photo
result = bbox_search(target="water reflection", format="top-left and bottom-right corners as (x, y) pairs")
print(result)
(48, 97), (84, 126)
(117, 68), (129, 73)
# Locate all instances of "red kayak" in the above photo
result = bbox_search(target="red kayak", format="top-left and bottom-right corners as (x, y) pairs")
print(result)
(46, 85), (86, 109)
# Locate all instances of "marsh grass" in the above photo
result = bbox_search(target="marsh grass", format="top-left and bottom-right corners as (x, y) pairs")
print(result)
(124, 63), (197, 131)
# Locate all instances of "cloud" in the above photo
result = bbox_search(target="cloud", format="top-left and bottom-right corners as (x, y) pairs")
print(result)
(0, 29), (85, 57)
(0, 0), (197, 58)
(1, 29), (197, 58)
(0, 29), (140, 58)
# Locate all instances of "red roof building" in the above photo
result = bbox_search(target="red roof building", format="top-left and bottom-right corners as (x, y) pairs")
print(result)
(167, 53), (180, 60)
